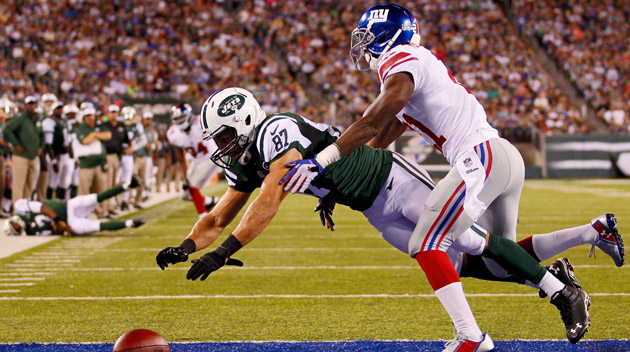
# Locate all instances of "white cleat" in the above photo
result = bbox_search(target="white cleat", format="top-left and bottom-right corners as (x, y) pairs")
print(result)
(443, 332), (495, 352)
(590, 214), (625, 267)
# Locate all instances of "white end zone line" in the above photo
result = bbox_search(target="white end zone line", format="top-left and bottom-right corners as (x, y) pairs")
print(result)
(0, 292), (629, 301)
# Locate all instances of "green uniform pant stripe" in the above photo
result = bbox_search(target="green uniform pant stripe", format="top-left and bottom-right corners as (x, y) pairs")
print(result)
(392, 153), (434, 190)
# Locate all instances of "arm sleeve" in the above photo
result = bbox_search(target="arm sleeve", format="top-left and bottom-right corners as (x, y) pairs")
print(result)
(2, 117), (20, 147)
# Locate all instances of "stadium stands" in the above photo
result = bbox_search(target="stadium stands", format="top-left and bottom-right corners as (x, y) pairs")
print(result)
(0, 0), (626, 134)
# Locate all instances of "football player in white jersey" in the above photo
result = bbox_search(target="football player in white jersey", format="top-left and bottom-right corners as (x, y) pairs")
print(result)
(281, 4), (590, 349)
(167, 104), (221, 218)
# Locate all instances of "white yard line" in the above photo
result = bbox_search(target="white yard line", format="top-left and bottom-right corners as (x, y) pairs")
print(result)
(0, 282), (34, 287)
(0, 290), (20, 293)
(0, 292), (629, 301)
(0, 277), (45, 281)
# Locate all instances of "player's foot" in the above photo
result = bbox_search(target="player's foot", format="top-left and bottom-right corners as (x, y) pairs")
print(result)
(109, 209), (119, 216)
(442, 332), (494, 352)
(132, 217), (146, 228)
(590, 214), (625, 267)
(133, 203), (144, 209)
(106, 213), (117, 219)
(205, 196), (220, 212)
(550, 285), (590, 344)
(539, 258), (582, 298)
(120, 202), (129, 211)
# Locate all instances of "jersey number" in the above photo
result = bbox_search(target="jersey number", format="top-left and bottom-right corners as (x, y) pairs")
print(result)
(401, 113), (446, 153)
(272, 129), (288, 152)
(185, 142), (209, 157)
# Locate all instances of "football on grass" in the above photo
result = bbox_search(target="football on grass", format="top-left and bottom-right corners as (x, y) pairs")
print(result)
(113, 329), (170, 352)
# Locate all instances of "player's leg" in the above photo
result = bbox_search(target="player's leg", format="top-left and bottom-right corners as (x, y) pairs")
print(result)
(56, 153), (73, 201)
(47, 154), (60, 200)
(120, 154), (134, 210)
(518, 215), (624, 267)
(68, 217), (145, 235)
(186, 159), (221, 217)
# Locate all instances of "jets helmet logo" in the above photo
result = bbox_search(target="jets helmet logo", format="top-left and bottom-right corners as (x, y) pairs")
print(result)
(367, 9), (389, 23)
(218, 94), (246, 117)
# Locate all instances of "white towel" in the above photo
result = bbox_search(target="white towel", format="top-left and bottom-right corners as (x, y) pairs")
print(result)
(455, 149), (487, 221)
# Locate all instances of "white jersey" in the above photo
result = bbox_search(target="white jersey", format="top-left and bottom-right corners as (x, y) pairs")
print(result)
(167, 115), (218, 163)
(378, 44), (499, 165)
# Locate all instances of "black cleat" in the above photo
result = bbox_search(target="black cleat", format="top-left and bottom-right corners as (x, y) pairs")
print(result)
(120, 202), (129, 211)
(550, 285), (590, 344)
(132, 217), (146, 228)
(539, 258), (582, 298)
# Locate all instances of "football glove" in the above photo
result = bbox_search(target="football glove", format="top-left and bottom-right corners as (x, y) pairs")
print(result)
(280, 157), (323, 194)
(186, 252), (243, 281)
(315, 198), (335, 231)
(156, 246), (189, 270)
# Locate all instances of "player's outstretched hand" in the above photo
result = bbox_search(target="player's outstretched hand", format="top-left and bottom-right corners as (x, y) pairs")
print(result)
(280, 157), (323, 194)
(315, 198), (335, 231)
(186, 252), (243, 281)
(156, 247), (189, 270)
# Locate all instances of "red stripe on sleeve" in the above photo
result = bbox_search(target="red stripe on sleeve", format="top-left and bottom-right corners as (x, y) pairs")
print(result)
(378, 52), (411, 80)
(381, 57), (418, 81)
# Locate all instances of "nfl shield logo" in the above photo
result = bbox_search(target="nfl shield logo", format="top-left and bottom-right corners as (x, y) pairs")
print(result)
(463, 158), (472, 167)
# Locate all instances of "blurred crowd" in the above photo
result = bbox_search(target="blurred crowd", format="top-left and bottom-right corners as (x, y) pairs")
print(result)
(514, 0), (630, 133)
(0, 0), (628, 149)
(238, 0), (590, 134)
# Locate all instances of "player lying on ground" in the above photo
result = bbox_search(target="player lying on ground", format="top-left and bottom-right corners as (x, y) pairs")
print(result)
(168, 103), (221, 218)
(6, 175), (146, 236)
(155, 88), (623, 348)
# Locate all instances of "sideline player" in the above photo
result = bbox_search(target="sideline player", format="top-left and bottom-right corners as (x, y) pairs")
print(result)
(6, 175), (145, 236)
(167, 104), (221, 218)
(280, 4), (591, 347)
(155, 89), (623, 349)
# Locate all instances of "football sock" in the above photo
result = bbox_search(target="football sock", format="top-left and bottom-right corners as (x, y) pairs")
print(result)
(46, 187), (54, 200)
(484, 233), (546, 285)
(537, 271), (566, 297)
(97, 186), (125, 202)
(416, 250), (483, 341)
(521, 224), (595, 262)
(100, 221), (127, 231)
(459, 254), (524, 283)
(70, 185), (78, 198)
(188, 187), (207, 215)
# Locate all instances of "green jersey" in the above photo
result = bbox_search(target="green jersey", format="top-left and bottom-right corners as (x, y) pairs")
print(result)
(14, 199), (67, 236)
(226, 112), (393, 211)
(72, 123), (107, 168)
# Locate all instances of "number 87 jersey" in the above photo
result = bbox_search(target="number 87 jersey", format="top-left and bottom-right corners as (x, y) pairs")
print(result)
(167, 115), (218, 163)
(378, 44), (499, 165)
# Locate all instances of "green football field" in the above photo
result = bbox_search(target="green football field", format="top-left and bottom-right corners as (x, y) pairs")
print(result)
(1, 179), (629, 344)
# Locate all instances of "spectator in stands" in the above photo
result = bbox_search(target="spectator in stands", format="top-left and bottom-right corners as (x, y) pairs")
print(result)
(3, 95), (41, 212)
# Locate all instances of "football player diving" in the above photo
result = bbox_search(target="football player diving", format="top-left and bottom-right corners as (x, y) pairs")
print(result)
(155, 88), (624, 350)
(6, 175), (146, 236)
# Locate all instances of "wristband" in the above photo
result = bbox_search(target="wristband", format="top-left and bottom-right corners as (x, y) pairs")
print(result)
(214, 234), (243, 259)
(315, 143), (342, 168)
(179, 238), (196, 255)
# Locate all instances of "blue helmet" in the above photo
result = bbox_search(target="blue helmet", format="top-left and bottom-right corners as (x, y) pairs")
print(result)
(350, 3), (420, 72)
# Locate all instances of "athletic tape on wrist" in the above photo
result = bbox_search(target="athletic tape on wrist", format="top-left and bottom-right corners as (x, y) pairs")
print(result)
(315, 143), (342, 168)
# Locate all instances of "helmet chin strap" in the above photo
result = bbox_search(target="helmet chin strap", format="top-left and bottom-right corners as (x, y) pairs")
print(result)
(370, 29), (402, 72)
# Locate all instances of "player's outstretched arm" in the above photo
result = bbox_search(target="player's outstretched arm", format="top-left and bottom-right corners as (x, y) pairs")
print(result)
(156, 188), (250, 270)
(282, 73), (414, 194)
(185, 149), (299, 281)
